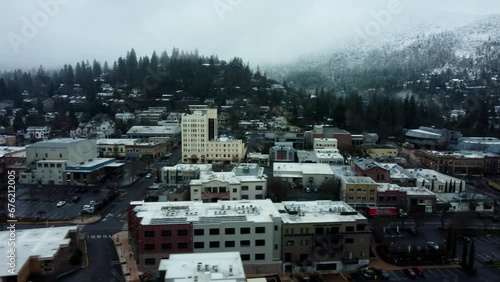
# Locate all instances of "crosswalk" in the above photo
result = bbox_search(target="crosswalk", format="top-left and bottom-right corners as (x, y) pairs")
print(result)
(83, 234), (113, 240)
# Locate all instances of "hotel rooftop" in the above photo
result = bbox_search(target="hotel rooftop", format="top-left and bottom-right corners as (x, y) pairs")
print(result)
(276, 200), (366, 224)
(131, 199), (281, 226)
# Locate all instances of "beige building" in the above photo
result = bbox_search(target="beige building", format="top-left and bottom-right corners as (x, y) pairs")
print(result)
(182, 105), (246, 164)
(276, 201), (370, 273)
(339, 176), (379, 208)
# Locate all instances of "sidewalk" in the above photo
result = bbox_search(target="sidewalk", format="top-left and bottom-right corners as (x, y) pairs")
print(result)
(16, 214), (102, 225)
(112, 231), (142, 282)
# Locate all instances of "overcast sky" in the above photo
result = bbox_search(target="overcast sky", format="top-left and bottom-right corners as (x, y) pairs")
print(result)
(1, 0), (500, 70)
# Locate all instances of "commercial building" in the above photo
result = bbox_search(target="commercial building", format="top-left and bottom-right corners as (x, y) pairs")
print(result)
(352, 159), (390, 183)
(158, 252), (246, 282)
(247, 152), (270, 167)
(454, 137), (500, 154)
(305, 126), (352, 149)
(161, 164), (213, 185)
(182, 106), (246, 164)
(377, 183), (436, 213)
(407, 169), (465, 193)
(128, 199), (283, 276)
(405, 126), (462, 148)
(0, 226), (79, 282)
(297, 149), (344, 165)
(273, 163), (335, 189)
(190, 164), (267, 202)
(416, 150), (500, 176)
(276, 200), (370, 273)
(361, 144), (398, 158)
(380, 163), (417, 187)
(127, 125), (181, 144)
(269, 144), (296, 163)
(97, 138), (140, 158)
(313, 138), (338, 150)
(19, 138), (121, 185)
(0, 146), (26, 175)
(339, 176), (378, 207)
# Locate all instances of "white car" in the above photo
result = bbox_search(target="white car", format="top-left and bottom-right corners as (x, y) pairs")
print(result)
(427, 241), (439, 251)
(56, 201), (66, 207)
(145, 173), (152, 179)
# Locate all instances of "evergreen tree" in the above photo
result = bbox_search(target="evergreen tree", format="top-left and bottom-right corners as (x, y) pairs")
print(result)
(12, 112), (25, 131)
(92, 59), (102, 78)
(0, 78), (6, 99)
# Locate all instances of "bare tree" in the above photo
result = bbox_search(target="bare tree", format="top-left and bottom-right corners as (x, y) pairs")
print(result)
(320, 177), (341, 200)
(267, 177), (290, 202)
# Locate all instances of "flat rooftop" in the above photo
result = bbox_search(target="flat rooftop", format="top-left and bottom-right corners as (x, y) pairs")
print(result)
(379, 163), (415, 179)
(378, 183), (435, 196)
(132, 199), (281, 226)
(29, 138), (89, 148)
(65, 158), (117, 172)
(158, 252), (246, 282)
(407, 168), (463, 183)
(0, 226), (77, 277)
(96, 138), (140, 145)
(127, 125), (180, 135)
(0, 146), (25, 157)
(342, 176), (377, 185)
(276, 200), (366, 224)
(273, 163), (334, 177)
(163, 164), (213, 172)
(423, 150), (499, 158)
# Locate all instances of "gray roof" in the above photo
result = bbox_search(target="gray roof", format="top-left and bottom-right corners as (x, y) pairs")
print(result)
(354, 158), (389, 171)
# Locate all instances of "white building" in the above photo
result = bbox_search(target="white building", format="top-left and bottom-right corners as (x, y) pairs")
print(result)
(127, 125), (181, 144)
(158, 252), (246, 282)
(190, 164), (267, 201)
(161, 164), (214, 185)
(19, 138), (120, 185)
(182, 106), (246, 164)
(313, 138), (338, 150)
(70, 120), (116, 139)
(115, 112), (136, 122)
(25, 126), (51, 140)
(407, 169), (465, 193)
(129, 199), (282, 275)
(273, 162), (335, 189)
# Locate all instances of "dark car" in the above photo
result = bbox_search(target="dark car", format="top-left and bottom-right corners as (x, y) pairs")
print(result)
(411, 267), (424, 277)
(403, 268), (416, 279)
(378, 269), (391, 280)
(72, 196), (80, 202)
(359, 266), (378, 280)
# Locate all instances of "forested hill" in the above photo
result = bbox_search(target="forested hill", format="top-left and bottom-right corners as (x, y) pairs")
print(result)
(265, 14), (500, 91)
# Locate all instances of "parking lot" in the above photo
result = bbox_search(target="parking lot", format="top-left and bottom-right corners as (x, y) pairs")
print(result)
(351, 268), (478, 281)
(470, 235), (500, 263)
(12, 185), (110, 221)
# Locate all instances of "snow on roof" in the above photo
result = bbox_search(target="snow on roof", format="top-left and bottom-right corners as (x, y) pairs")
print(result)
(0, 226), (77, 277)
(29, 138), (88, 148)
(273, 162), (334, 177)
(163, 164), (213, 172)
(133, 199), (281, 226)
(423, 150), (498, 158)
(276, 200), (367, 224)
(405, 129), (441, 139)
(380, 163), (415, 179)
(127, 125), (180, 135)
(342, 176), (377, 185)
(96, 138), (140, 145)
(378, 183), (435, 196)
(407, 168), (463, 184)
(158, 252), (246, 282)
(0, 146), (25, 158)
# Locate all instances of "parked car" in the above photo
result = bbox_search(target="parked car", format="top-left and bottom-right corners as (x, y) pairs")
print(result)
(164, 153), (172, 158)
(411, 267), (424, 277)
(359, 266), (378, 280)
(56, 201), (66, 207)
(427, 241), (439, 251)
(145, 173), (153, 179)
(305, 187), (311, 193)
(403, 268), (416, 279)
(72, 196), (80, 202)
(378, 269), (391, 280)
(89, 200), (97, 206)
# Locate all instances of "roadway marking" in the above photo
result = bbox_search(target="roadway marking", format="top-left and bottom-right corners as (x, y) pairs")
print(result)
(455, 269), (467, 278)
(102, 218), (108, 222)
(96, 235), (102, 239)
(90, 235), (95, 239)
(427, 269), (439, 279)
(436, 269), (447, 277)
(444, 268), (456, 278)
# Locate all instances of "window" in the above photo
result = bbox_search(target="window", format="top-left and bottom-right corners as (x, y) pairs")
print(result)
(209, 229), (219, 235)
(255, 240), (265, 246)
(194, 229), (204, 236)
(241, 195), (249, 200)
(241, 254), (250, 261)
(360, 237), (367, 243)
(225, 241), (235, 247)
(345, 238), (354, 244)
(300, 228), (309, 234)
(177, 230), (188, 236)
(255, 253), (265, 260)
(209, 241), (220, 248)
(300, 240), (309, 246)
(144, 244), (155, 250)
(285, 228), (294, 235)
(242, 186), (249, 191)
(255, 194), (264, 199)
(287, 240), (294, 246)
(145, 258), (156, 265)
(144, 231), (155, 237)
(255, 227), (265, 233)
(233, 188), (237, 193)
(256, 185), (263, 190)
(178, 243), (188, 249)
(346, 226), (354, 232)
(225, 228), (235, 235)
(240, 240), (251, 247)
(161, 243), (172, 250)
(274, 226), (278, 231)
(360, 250), (366, 257)
(161, 230), (171, 237)
(240, 227), (250, 234)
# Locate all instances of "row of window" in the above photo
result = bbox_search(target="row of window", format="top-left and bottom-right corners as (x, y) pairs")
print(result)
(348, 188), (376, 193)
(144, 252), (267, 266)
(194, 239), (265, 249)
(347, 196), (375, 201)
(37, 163), (63, 168)
(194, 227), (266, 236)
(144, 242), (188, 251)
(144, 230), (187, 237)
